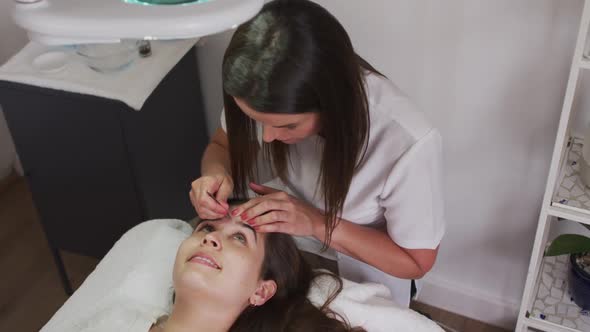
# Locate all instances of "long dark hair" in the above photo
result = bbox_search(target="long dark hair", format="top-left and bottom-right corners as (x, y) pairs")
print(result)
(222, 0), (380, 247)
(230, 232), (365, 332)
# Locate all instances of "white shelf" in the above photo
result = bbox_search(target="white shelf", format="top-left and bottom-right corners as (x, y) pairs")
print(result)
(518, 2), (590, 330)
(549, 205), (590, 226)
(524, 317), (582, 332)
(550, 138), (590, 225)
(580, 58), (590, 70)
(526, 255), (590, 332)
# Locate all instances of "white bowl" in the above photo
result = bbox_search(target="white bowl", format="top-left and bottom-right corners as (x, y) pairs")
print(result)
(76, 41), (139, 73)
(32, 51), (68, 73)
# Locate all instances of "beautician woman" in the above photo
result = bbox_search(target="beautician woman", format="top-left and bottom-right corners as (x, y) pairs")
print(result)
(189, 0), (445, 307)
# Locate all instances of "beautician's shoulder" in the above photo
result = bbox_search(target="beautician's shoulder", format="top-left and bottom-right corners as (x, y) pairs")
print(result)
(364, 72), (434, 142)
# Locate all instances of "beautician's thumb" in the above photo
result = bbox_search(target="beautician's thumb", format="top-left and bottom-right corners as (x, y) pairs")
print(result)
(249, 182), (279, 195)
(216, 178), (233, 208)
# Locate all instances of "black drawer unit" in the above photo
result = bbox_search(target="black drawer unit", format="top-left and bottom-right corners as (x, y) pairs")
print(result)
(0, 47), (207, 294)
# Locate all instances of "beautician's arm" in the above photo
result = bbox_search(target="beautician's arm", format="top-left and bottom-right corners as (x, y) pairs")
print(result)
(315, 219), (438, 280)
(201, 128), (231, 178)
(190, 128), (233, 218)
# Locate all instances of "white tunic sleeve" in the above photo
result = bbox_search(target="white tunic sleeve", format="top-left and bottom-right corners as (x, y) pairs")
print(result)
(379, 128), (445, 250)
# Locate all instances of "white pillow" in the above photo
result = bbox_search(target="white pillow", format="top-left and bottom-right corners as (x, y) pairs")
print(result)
(41, 219), (442, 332)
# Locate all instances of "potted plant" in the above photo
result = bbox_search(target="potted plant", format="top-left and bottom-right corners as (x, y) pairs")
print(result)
(546, 228), (590, 309)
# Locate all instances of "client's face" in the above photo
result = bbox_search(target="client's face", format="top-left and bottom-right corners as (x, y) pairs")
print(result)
(173, 215), (271, 309)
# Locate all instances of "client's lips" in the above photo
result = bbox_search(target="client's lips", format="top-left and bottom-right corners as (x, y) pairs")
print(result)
(188, 253), (221, 270)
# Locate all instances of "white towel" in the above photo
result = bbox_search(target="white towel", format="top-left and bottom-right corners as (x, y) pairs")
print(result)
(309, 274), (444, 332)
(40, 219), (192, 332)
(41, 219), (443, 332)
(0, 39), (197, 110)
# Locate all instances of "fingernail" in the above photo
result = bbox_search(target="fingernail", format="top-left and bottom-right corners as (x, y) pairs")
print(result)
(247, 219), (255, 225)
(231, 209), (240, 216)
(240, 212), (248, 220)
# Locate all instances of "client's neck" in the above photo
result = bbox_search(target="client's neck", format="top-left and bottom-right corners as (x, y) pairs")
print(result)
(163, 294), (239, 332)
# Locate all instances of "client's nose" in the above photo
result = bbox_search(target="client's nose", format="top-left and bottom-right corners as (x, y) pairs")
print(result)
(202, 233), (221, 249)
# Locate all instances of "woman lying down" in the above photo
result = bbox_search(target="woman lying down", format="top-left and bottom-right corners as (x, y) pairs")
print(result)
(152, 205), (364, 332)
(41, 200), (441, 332)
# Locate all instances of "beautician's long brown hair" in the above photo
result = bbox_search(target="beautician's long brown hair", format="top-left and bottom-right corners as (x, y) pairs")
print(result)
(222, 0), (380, 247)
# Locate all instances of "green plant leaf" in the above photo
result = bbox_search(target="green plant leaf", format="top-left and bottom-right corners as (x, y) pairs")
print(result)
(545, 234), (590, 256)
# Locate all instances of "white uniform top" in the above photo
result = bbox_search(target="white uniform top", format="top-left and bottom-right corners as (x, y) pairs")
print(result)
(220, 72), (445, 307)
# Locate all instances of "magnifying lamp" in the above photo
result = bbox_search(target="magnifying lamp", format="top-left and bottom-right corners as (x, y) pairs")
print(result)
(12, 0), (263, 45)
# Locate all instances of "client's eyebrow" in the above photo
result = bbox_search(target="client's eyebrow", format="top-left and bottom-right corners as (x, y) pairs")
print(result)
(239, 223), (257, 242)
(273, 122), (298, 128)
(198, 219), (257, 242)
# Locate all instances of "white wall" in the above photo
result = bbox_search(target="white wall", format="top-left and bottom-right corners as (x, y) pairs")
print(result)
(196, 0), (583, 329)
(196, 33), (235, 136)
(0, 0), (28, 179)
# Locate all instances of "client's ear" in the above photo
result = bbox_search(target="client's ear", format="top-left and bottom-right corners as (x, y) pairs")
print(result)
(249, 280), (277, 306)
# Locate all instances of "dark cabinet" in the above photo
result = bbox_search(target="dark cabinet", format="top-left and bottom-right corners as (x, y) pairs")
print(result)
(0, 47), (208, 294)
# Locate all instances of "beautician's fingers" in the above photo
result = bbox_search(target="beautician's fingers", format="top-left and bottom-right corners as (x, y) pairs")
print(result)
(215, 178), (233, 210)
(189, 189), (224, 219)
(203, 182), (229, 214)
(201, 192), (228, 216)
(241, 200), (292, 223)
(231, 197), (262, 217)
(191, 177), (229, 216)
(247, 210), (290, 226)
(254, 222), (290, 234)
(197, 189), (227, 216)
(249, 182), (280, 195)
(231, 190), (290, 217)
(205, 175), (233, 210)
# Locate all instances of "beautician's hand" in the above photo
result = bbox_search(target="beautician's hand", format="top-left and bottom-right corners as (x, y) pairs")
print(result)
(189, 171), (233, 219)
(231, 182), (326, 238)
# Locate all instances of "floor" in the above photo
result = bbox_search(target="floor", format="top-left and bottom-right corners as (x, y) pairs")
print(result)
(0, 173), (510, 332)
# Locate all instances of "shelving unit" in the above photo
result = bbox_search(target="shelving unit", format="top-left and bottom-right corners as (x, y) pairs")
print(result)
(551, 138), (590, 224)
(529, 255), (590, 331)
(516, 1), (590, 331)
